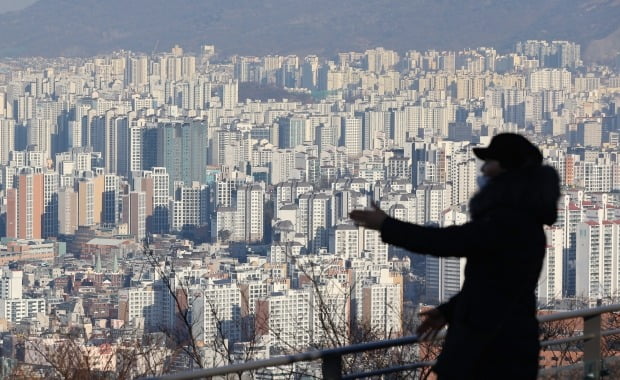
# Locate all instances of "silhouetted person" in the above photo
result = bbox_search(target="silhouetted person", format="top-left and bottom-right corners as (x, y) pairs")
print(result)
(350, 133), (560, 380)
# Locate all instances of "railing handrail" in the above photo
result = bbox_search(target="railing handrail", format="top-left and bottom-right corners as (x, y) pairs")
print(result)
(537, 303), (620, 323)
(143, 303), (620, 380)
(145, 335), (422, 380)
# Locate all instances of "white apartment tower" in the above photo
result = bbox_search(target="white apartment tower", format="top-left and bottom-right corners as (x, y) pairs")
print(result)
(222, 80), (238, 110)
(171, 181), (209, 232)
(255, 288), (312, 352)
(528, 69), (572, 92)
(26, 118), (53, 159)
(308, 193), (333, 252)
(191, 280), (242, 346)
(0, 268), (23, 299)
(537, 226), (564, 306)
(311, 280), (350, 346)
(0, 268), (46, 323)
(0, 118), (15, 165)
(329, 224), (360, 258)
(234, 184), (265, 243)
(119, 286), (157, 330)
(151, 167), (170, 234)
(341, 117), (363, 157)
(576, 220), (620, 304)
(363, 228), (388, 266)
(125, 121), (143, 178)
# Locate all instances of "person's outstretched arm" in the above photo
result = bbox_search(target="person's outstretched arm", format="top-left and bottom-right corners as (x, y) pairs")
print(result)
(351, 204), (522, 258)
(379, 212), (515, 258)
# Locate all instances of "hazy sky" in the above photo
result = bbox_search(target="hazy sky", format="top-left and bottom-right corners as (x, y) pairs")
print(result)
(0, 0), (37, 14)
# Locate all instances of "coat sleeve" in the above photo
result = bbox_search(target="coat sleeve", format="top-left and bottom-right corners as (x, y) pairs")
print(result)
(436, 292), (460, 321)
(380, 209), (521, 258)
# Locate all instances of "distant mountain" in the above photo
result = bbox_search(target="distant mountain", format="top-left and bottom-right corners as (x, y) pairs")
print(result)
(0, 0), (619, 62)
(0, 0), (37, 14)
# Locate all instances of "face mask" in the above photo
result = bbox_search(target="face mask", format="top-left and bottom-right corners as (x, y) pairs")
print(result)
(476, 175), (490, 189)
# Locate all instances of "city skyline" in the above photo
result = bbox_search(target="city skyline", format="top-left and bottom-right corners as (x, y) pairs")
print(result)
(0, 35), (619, 376)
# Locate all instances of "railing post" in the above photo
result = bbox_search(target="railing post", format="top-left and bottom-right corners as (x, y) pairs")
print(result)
(582, 313), (601, 380)
(322, 354), (343, 380)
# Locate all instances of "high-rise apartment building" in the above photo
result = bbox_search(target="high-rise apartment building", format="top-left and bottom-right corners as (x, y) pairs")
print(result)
(156, 121), (208, 192)
(26, 118), (53, 159)
(170, 181), (209, 233)
(0, 118), (15, 165)
(341, 117), (362, 157)
(576, 219), (620, 304)
(503, 88), (526, 128)
(121, 120), (143, 179)
(271, 149), (296, 185)
(415, 183), (449, 225)
(76, 174), (104, 227)
(121, 191), (146, 241)
(538, 226), (564, 306)
(0, 268), (23, 299)
(278, 116), (307, 149)
(118, 285), (157, 331)
(0, 268), (46, 323)
(329, 224), (360, 258)
(255, 288), (312, 351)
(528, 69), (572, 92)
(125, 56), (149, 87)
(425, 206), (467, 304)
(311, 280), (350, 345)
(364, 47), (399, 73)
(58, 187), (78, 235)
(361, 270), (402, 339)
(222, 80), (238, 110)
(42, 170), (59, 237)
(232, 184), (264, 243)
(577, 121), (603, 148)
(191, 280), (242, 346)
(306, 193), (333, 253)
(150, 167), (170, 234)
(6, 168), (44, 239)
(102, 174), (120, 226)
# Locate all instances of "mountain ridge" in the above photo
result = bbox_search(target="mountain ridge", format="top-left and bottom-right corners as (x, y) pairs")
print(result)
(0, 0), (618, 62)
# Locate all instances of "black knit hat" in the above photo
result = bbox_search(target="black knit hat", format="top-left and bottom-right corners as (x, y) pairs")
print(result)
(473, 133), (543, 170)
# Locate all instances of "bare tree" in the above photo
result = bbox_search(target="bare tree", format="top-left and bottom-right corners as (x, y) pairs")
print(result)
(282, 254), (425, 378)
(13, 325), (172, 380)
(142, 239), (263, 379)
(140, 237), (436, 379)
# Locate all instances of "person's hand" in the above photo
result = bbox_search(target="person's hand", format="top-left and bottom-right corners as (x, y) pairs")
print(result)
(416, 308), (447, 341)
(349, 201), (388, 231)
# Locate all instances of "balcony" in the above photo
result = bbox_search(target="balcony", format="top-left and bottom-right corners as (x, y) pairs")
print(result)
(143, 303), (620, 380)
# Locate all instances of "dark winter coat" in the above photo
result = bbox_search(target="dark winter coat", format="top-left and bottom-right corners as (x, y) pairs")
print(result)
(380, 165), (561, 380)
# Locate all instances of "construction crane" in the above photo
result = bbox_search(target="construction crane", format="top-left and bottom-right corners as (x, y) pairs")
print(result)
(151, 40), (159, 57)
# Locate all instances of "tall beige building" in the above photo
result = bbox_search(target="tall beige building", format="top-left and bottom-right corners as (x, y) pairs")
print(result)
(361, 270), (403, 339)
(76, 175), (104, 227)
(58, 187), (78, 235)
(6, 168), (44, 239)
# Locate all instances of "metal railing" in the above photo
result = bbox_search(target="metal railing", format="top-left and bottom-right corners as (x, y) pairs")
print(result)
(537, 303), (620, 379)
(144, 303), (620, 380)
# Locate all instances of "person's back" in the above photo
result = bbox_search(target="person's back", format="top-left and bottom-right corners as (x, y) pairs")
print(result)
(350, 134), (561, 380)
(431, 164), (559, 379)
